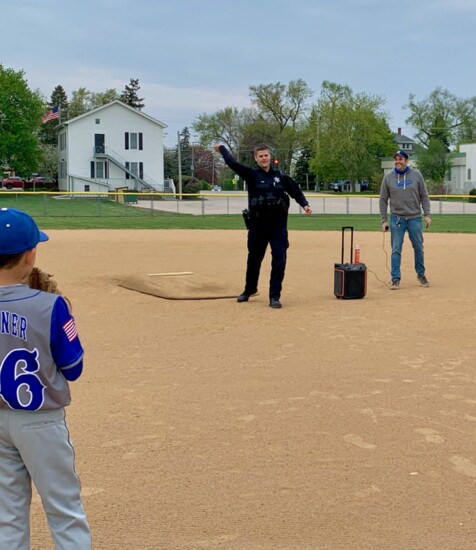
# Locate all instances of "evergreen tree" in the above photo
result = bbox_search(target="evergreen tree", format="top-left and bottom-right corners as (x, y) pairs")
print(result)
(51, 85), (68, 115)
(179, 127), (192, 176)
(40, 85), (69, 145)
(120, 78), (145, 110)
(294, 146), (315, 190)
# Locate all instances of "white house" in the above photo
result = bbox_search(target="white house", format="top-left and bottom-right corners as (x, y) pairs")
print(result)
(57, 100), (168, 193)
(459, 143), (476, 191)
(394, 127), (418, 157)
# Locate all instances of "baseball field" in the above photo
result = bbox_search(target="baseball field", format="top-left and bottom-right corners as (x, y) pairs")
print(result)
(28, 228), (476, 549)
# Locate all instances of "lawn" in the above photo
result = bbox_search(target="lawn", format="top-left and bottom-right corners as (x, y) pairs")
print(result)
(0, 192), (475, 232)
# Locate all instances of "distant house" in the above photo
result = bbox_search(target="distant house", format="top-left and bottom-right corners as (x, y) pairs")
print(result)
(57, 100), (168, 193)
(394, 127), (417, 156)
(459, 143), (476, 191)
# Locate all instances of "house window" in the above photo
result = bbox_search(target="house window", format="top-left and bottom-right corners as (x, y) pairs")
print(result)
(125, 162), (143, 180)
(59, 160), (67, 178)
(468, 168), (472, 180)
(96, 162), (104, 179)
(84, 185), (90, 192)
(95, 119), (100, 124)
(59, 133), (67, 151)
(401, 143), (412, 150)
(90, 161), (108, 179)
(125, 132), (143, 150)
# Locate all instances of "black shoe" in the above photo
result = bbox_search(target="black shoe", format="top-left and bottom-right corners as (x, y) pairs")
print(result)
(417, 275), (430, 287)
(269, 298), (282, 309)
(389, 279), (400, 290)
(237, 293), (250, 303)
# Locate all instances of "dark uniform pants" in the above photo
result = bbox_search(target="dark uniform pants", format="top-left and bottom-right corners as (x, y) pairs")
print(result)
(244, 216), (289, 299)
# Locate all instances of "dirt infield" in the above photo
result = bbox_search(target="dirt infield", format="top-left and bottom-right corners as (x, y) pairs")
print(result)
(29, 229), (476, 550)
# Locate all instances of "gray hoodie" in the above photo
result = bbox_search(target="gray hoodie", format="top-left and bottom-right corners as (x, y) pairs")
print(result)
(379, 167), (431, 222)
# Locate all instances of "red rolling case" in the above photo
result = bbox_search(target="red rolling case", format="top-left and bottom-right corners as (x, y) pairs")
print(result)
(334, 226), (367, 299)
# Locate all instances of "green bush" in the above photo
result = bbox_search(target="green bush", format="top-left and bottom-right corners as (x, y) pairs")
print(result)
(183, 180), (203, 198)
(469, 188), (476, 203)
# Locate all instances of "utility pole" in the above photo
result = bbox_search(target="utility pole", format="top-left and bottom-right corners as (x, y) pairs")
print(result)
(177, 131), (182, 200)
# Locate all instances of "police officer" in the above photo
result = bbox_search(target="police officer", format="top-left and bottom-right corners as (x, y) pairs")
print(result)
(214, 144), (312, 308)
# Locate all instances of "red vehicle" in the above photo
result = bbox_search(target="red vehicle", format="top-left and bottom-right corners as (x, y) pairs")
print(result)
(1, 177), (24, 190)
(24, 176), (56, 190)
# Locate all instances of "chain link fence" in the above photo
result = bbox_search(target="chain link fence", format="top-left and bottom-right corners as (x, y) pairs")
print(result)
(1, 191), (475, 217)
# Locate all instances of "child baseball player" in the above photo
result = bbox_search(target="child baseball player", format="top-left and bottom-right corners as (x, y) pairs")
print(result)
(0, 208), (91, 548)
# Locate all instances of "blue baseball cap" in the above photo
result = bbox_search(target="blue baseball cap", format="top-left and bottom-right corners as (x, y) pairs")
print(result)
(393, 150), (409, 160)
(0, 208), (49, 255)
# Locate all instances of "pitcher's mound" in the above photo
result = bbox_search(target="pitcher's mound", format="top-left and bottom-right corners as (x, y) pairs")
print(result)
(119, 273), (238, 300)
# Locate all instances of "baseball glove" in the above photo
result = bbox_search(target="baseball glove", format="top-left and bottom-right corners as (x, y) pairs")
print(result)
(27, 267), (72, 312)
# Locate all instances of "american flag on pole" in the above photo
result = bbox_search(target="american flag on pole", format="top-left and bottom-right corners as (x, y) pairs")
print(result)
(63, 318), (78, 342)
(42, 106), (60, 124)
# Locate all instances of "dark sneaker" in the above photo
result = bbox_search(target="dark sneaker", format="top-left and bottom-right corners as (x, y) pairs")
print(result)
(237, 293), (250, 303)
(389, 279), (400, 290)
(269, 298), (282, 309)
(417, 275), (430, 287)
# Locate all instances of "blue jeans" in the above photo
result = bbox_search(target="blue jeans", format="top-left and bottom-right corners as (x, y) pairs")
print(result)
(390, 215), (425, 280)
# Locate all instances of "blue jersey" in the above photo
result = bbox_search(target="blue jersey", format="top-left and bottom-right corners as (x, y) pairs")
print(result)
(0, 285), (84, 411)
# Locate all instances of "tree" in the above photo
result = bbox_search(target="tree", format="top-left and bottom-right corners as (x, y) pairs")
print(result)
(179, 127), (192, 176)
(68, 88), (92, 118)
(92, 88), (119, 107)
(309, 81), (395, 188)
(37, 144), (59, 180)
(164, 147), (176, 179)
(249, 79), (313, 172)
(51, 85), (68, 112)
(192, 148), (216, 184)
(193, 106), (256, 156)
(40, 85), (69, 145)
(293, 146), (315, 190)
(405, 88), (476, 148)
(120, 78), (145, 110)
(0, 64), (44, 176)
(68, 87), (120, 118)
(415, 138), (452, 192)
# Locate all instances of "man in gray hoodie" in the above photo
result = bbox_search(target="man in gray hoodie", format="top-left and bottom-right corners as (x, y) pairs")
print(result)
(379, 151), (432, 290)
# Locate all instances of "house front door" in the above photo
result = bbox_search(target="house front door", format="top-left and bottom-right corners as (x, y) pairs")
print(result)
(95, 134), (105, 154)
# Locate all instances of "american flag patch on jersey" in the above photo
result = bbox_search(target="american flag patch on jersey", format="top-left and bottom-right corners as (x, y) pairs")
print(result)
(63, 318), (78, 342)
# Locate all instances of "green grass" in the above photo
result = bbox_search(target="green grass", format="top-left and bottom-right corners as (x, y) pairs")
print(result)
(0, 193), (475, 232)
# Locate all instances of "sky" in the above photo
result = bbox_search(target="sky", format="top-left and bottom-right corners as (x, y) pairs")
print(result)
(2, 0), (476, 147)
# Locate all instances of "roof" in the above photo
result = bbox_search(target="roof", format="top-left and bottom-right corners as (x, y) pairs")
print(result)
(394, 133), (416, 144)
(61, 100), (167, 129)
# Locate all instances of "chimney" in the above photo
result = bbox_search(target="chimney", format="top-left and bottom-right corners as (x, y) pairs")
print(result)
(397, 127), (402, 135)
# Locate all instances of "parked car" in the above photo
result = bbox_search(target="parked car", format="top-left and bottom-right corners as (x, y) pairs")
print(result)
(1, 176), (24, 190)
(24, 176), (56, 190)
(211, 185), (222, 192)
(330, 180), (351, 192)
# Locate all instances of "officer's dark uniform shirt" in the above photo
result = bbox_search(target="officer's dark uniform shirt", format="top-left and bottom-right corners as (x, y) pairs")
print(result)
(218, 146), (309, 219)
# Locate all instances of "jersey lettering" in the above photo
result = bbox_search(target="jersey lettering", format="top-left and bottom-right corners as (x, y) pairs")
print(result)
(1, 310), (28, 341)
(0, 348), (45, 410)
